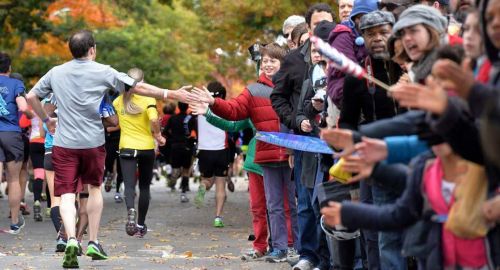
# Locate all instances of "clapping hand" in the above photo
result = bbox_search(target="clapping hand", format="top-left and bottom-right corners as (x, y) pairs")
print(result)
(432, 58), (474, 99)
(391, 77), (448, 115)
(341, 154), (376, 183)
(355, 137), (388, 164)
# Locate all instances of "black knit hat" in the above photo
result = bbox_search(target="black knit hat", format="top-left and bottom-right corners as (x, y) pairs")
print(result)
(313, 20), (336, 42)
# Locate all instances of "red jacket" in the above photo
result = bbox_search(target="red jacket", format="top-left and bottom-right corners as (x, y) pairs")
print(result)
(211, 74), (288, 164)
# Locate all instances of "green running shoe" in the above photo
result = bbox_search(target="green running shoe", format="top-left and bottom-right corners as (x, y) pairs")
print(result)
(62, 238), (79, 268)
(194, 185), (206, 208)
(213, 216), (224, 228)
(86, 241), (108, 260)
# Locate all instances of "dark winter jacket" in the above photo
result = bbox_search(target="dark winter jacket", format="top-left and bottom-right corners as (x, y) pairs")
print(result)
(271, 40), (311, 132)
(339, 57), (404, 130)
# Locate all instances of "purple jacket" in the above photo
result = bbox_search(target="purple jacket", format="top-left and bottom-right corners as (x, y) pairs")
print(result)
(326, 24), (367, 108)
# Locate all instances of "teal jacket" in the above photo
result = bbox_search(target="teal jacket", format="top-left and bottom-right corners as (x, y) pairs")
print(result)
(205, 109), (262, 176)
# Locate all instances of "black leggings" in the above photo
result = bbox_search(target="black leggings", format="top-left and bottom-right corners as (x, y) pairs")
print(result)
(30, 142), (45, 202)
(120, 149), (155, 226)
(105, 133), (123, 193)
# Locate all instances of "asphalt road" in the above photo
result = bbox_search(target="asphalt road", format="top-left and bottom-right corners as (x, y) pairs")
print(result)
(0, 177), (289, 270)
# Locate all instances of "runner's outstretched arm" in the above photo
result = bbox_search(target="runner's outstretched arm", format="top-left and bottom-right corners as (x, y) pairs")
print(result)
(132, 82), (195, 104)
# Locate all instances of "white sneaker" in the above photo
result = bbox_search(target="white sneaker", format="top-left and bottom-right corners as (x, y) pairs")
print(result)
(287, 247), (300, 266)
(293, 259), (314, 270)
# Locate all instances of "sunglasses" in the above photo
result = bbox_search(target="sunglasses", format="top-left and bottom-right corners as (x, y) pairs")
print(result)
(283, 33), (290, 39)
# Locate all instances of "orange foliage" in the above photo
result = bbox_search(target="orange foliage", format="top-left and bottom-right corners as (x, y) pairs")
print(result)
(22, 34), (71, 59)
(22, 0), (122, 60)
(47, 0), (122, 28)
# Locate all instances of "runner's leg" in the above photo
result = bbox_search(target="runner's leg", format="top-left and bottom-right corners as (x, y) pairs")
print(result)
(214, 176), (226, 217)
(6, 160), (23, 225)
(137, 150), (155, 226)
(86, 187), (101, 242)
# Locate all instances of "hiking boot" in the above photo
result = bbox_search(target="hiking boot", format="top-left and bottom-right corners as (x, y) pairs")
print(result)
(134, 224), (147, 238)
(213, 216), (224, 228)
(241, 249), (266, 261)
(86, 241), (108, 260)
(62, 238), (79, 268)
(180, 193), (189, 203)
(227, 177), (235, 192)
(33, 200), (43, 222)
(264, 249), (287, 263)
(126, 208), (138, 236)
(194, 184), (206, 208)
(8, 215), (25, 235)
(55, 237), (67, 253)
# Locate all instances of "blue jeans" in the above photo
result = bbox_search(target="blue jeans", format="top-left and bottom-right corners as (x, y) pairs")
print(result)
(372, 184), (406, 270)
(294, 150), (329, 267)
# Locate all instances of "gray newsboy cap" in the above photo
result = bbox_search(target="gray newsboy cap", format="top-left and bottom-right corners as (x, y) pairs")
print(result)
(359, 11), (395, 31)
(392, 5), (447, 35)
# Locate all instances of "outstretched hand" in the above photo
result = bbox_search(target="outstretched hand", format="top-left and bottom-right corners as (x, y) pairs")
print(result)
(355, 137), (388, 164)
(391, 77), (448, 115)
(320, 128), (355, 157)
(341, 154), (376, 183)
(431, 58), (474, 99)
(169, 85), (195, 103)
(189, 101), (209, 116)
(187, 86), (215, 105)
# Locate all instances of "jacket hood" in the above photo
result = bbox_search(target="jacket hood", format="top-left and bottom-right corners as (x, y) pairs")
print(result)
(328, 24), (354, 43)
(480, 0), (500, 66)
(349, 0), (378, 26)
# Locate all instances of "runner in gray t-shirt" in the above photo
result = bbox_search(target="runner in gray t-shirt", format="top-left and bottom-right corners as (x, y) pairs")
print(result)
(31, 59), (134, 149)
(26, 30), (194, 269)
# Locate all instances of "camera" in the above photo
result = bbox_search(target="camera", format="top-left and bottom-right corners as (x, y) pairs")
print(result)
(248, 43), (262, 62)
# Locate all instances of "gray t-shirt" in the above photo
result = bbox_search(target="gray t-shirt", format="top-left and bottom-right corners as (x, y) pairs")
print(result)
(31, 59), (135, 149)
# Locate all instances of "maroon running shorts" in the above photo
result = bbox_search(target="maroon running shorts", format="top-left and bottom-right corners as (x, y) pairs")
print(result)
(52, 145), (106, 196)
